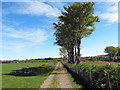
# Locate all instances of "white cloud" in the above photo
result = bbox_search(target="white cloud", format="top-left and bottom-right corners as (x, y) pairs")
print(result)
(119, 2), (120, 22)
(2, 25), (49, 52)
(98, 2), (118, 25)
(3, 1), (61, 17)
(3, 25), (48, 43)
(47, 2), (67, 11)
(2, 0), (120, 2)
(3, 42), (28, 52)
(104, 0), (119, 2)
(100, 13), (118, 23)
(107, 4), (118, 13)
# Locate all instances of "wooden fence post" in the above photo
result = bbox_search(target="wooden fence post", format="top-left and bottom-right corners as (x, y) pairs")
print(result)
(106, 73), (112, 90)
(89, 70), (92, 81)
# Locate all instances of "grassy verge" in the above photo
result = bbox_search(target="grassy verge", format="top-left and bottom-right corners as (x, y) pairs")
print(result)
(66, 61), (120, 89)
(49, 63), (60, 88)
(49, 74), (59, 88)
(67, 72), (83, 88)
(63, 64), (83, 88)
(2, 61), (56, 88)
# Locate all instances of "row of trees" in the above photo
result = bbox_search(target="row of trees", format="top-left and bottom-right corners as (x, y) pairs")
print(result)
(53, 2), (99, 64)
(104, 46), (120, 62)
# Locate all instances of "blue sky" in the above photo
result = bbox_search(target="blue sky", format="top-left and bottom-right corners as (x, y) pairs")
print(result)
(1, 1), (118, 60)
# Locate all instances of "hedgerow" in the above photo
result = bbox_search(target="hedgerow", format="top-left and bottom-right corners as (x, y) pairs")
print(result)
(63, 62), (120, 89)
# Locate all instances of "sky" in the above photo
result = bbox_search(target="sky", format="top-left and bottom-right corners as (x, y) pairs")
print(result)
(1, 0), (119, 60)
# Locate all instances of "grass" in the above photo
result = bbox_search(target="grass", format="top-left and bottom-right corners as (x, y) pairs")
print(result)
(68, 61), (120, 89)
(49, 63), (60, 88)
(67, 61), (120, 70)
(67, 71), (83, 88)
(49, 74), (59, 88)
(2, 61), (56, 88)
(63, 61), (120, 88)
(63, 65), (83, 88)
(49, 62), (80, 88)
(62, 60), (119, 65)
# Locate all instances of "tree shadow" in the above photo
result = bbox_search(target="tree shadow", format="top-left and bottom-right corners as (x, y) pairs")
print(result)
(4, 65), (54, 77)
(51, 72), (67, 74)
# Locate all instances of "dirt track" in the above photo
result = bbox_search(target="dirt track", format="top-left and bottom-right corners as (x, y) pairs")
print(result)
(40, 62), (73, 88)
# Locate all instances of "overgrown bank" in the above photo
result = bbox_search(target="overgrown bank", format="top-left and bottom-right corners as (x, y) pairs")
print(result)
(62, 61), (120, 89)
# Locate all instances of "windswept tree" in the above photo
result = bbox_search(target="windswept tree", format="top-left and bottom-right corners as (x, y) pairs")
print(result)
(104, 46), (118, 62)
(54, 22), (75, 63)
(53, 2), (99, 64)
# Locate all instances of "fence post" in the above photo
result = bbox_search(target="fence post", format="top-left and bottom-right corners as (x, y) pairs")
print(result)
(106, 73), (112, 90)
(89, 70), (92, 81)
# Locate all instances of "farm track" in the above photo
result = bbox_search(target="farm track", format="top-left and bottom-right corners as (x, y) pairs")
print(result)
(40, 62), (73, 88)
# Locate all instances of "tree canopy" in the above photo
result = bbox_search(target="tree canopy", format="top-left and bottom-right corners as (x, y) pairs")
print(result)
(104, 46), (120, 62)
(53, 2), (99, 64)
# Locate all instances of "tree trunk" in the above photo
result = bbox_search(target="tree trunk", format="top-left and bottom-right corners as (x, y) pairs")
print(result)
(109, 55), (112, 62)
(76, 39), (81, 64)
(67, 46), (74, 64)
(67, 49), (71, 63)
(74, 45), (77, 64)
(70, 46), (74, 64)
(77, 41), (80, 57)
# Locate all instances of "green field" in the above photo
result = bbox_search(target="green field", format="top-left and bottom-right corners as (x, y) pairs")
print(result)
(78, 61), (120, 67)
(2, 61), (56, 88)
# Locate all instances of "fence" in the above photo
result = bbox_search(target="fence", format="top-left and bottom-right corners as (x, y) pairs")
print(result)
(61, 62), (120, 90)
